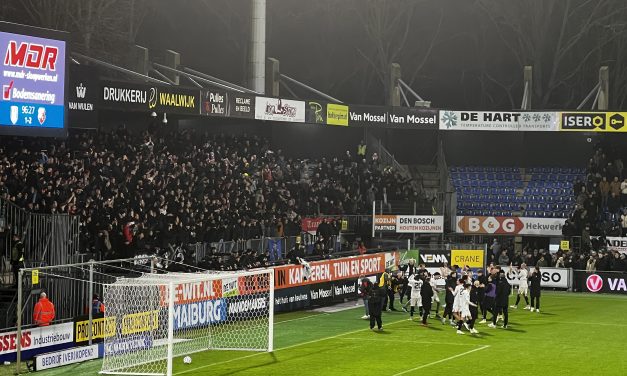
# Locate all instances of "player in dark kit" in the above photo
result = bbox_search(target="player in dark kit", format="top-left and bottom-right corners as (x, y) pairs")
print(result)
(475, 269), (487, 319)
(441, 271), (457, 325)
(388, 272), (401, 311)
(529, 266), (542, 313)
(368, 285), (384, 331)
(488, 269), (511, 329)
(420, 273), (434, 325)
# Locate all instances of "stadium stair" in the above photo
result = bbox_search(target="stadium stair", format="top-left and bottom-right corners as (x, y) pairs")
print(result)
(0, 286), (17, 328)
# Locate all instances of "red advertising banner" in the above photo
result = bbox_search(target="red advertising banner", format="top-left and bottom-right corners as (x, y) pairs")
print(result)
(301, 217), (339, 234)
(273, 252), (398, 290)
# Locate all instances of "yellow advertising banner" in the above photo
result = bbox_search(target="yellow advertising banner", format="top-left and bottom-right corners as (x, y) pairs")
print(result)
(560, 112), (627, 132)
(451, 249), (484, 268)
(560, 240), (570, 250)
(75, 316), (117, 342)
(121, 310), (159, 335)
(327, 104), (349, 126)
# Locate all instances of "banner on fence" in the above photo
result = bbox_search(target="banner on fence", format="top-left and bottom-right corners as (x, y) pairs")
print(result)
(35, 344), (101, 371)
(501, 266), (569, 288)
(456, 216), (565, 236)
(574, 270), (627, 295)
(0, 322), (74, 362)
(439, 111), (557, 131)
(273, 252), (397, 289)
(374, 215), (444, 233)
(268, 238), (283, 261)
(74, 314), (116, 343)
(592, 236), (627, 254)
(301, 217), (339, 235)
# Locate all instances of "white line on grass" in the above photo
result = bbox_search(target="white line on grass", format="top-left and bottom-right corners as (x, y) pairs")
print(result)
(391, 345), (491, 376)
(339, 337), (484, 346)
(174, 317), (411, 375)
(562, 321), (627, 327)
(275, 313), (328, 325)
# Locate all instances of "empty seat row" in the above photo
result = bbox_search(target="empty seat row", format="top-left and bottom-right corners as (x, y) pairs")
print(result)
(524, 187), (574, 196)
(452, 180), (525, 188)
(457, 187), (517, 196)
(527, 167), (585, 174)
(528, 173), (584, 182)
(451, 172), (522, 181)
(451, 166), (520, 173)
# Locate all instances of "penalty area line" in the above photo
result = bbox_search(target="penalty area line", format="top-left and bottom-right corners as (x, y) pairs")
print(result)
(173, 317), (410, 375)
(391, 345), (491, 376)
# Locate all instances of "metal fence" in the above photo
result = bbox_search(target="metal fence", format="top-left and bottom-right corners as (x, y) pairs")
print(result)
(1, 197), (81, 286)
(192, 234), (341, 265)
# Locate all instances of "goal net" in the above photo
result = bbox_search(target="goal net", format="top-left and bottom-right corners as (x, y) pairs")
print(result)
(100, 269), (274, 375)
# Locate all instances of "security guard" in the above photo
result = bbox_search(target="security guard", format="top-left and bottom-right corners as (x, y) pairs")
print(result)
(10, 233), (24, 288)
(33, 292), (55, 326)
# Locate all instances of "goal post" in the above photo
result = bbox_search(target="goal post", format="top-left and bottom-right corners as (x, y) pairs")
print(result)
(100, 269), (274, 376)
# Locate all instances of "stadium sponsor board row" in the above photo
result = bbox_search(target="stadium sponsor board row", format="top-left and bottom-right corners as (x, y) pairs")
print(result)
(273, 252), (398, 289)
(63, 72), (627, 133)
(374, 215), (444, 233)
(34, 344), (100, 371)
(274, 278), (360, 312)
(574, 271), (627, 295)
(400, 249), (486, 286)
(439, 111), (558, 131)
(456, 216), (565, 236)
(404, 249), (486, 269)
(0, 322), (74, 362)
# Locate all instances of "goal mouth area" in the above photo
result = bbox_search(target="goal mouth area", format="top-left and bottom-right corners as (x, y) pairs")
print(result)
(99, 269), (274, 376)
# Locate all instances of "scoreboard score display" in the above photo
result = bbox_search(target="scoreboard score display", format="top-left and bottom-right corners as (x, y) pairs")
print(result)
(0, 22), (67, 137)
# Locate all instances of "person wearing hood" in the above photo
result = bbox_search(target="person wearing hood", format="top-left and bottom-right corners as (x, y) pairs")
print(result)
(488, 269), (511, 329)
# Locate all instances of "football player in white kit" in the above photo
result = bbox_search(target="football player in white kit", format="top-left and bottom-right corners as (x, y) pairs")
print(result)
(456, 283), (478, 334)
(452, 278), (464, 325)
(429, 272), (442, 318)
(510, 263), (531, 310)
(407, 273), (423, 320)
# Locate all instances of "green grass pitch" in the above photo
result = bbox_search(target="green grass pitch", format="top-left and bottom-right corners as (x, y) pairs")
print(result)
(4, 291), (627, 375)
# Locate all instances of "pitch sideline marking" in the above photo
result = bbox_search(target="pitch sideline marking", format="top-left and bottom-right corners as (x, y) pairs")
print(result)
(391, 345), (491, 376)
(562, 321), (627, 327)
(339, 337), (485, 346)
(275, 313), (329, 324)
(174, 317), (410, 375)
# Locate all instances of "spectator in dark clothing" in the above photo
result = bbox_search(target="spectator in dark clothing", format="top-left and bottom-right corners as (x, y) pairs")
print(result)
(529, 266), (542, 312)
(368, 285), (384, 331)
(420, 274), (434, 325)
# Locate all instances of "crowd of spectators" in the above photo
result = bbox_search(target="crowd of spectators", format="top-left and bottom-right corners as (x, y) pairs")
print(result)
(488, 237), (627, 272)
(563, 145), (627, 239)
(558, 143), (627, 271)
(0, 127), (416, 264)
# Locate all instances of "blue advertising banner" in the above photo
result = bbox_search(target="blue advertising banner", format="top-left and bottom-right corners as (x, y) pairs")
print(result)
(0, 22), (67, 137)
(268, 239), (283, 261)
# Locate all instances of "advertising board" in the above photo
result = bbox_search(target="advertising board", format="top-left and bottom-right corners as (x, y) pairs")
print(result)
(0, 23), (67, 136)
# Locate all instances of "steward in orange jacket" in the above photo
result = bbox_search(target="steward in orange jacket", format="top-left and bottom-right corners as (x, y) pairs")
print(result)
(33, 292), (55, 326)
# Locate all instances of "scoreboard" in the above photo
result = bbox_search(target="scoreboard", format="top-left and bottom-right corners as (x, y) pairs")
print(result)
(0, 22), (67, 137)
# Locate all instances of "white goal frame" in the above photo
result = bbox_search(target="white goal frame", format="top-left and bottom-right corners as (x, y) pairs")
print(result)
(99, 269), (274, 376)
